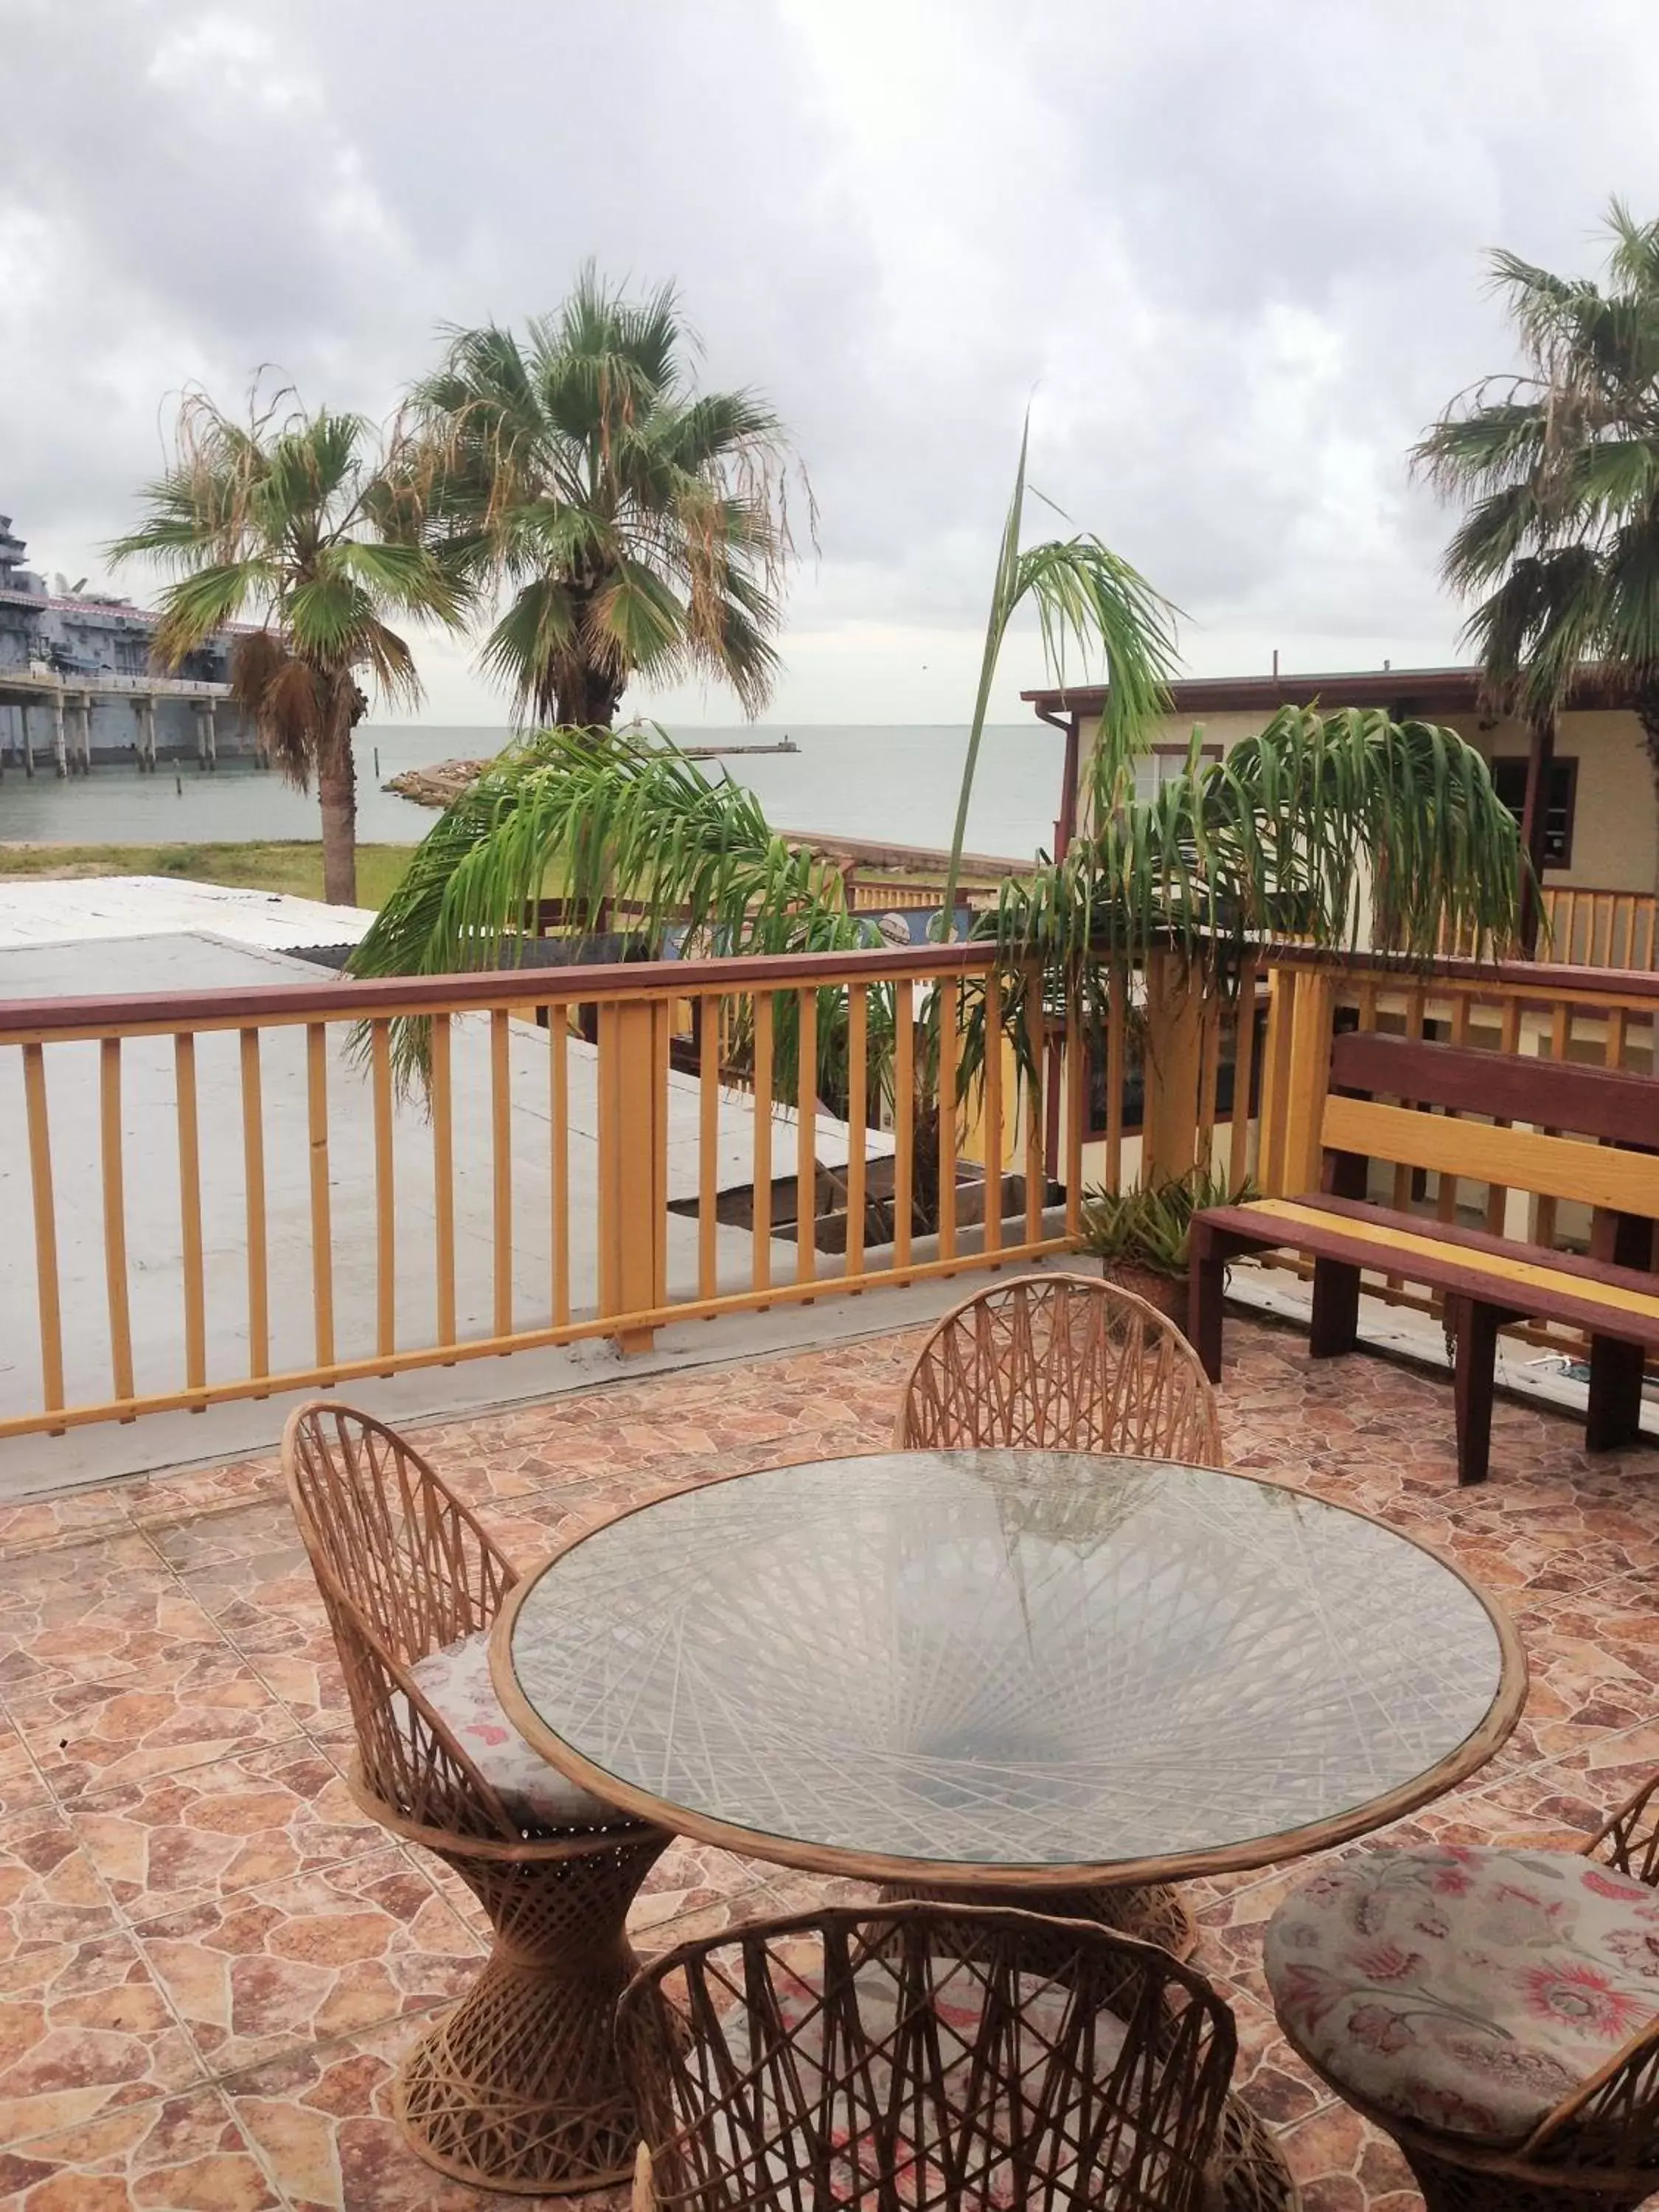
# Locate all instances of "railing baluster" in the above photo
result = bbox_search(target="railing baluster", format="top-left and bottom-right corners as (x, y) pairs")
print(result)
(99, 1037), (133, 1409)
(1607, 1001), (1629, 1075)
(239, 1028), (269, 1386)
(846, 985), (868, 1282)
(1229, 957), (1259, 1189)
(432, 1012), (456, 1350)
(176, 1033), (207, 1397)
(22, 1043), (64, 1422)
(1436, 995), (1472, 1225)
(1023, 965), (1043, 1246)
(304, 1024), (333, 1371)
(1534, 1000), (1572, 1251)
(1485, 994), (1522, 1234)
(982, 969), (1004, 1251)
(1062, 974), (1084, 1239)
(936, 976), (959, 1265)
(371, 1019), (395, 1360)
(549, 1004), (570, 1329)
(752, 991), (773, 1296)
(490, 1008), (512, 1339)
(894, 978), (914, 1272)
(1105, 966), (1125, 1196)
(1197, 987), (1221, 1179)
(698, 995), (719, 1305)
(796, 987), (818, 1288)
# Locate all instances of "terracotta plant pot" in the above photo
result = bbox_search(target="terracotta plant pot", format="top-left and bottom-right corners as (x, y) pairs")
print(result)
(1099, 1259), (1189, 1329)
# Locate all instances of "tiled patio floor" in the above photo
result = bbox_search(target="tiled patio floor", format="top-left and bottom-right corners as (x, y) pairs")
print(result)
(1, 1312), (1657, 2210)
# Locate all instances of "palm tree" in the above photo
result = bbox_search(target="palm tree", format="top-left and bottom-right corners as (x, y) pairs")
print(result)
(400, 268), (803, 729)
(113, 390), (464, 905)
(1414, 200), (1659, 788)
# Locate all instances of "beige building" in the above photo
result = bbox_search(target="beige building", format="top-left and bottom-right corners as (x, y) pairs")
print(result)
(1025, 667), (1659, 903)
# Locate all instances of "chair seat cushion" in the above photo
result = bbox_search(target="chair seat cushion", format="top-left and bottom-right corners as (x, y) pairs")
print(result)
(1265, 1846), (1659, 2146)
(406, 1630), (619, 1830)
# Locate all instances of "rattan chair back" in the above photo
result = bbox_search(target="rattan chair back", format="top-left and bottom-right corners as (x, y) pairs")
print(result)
(282, 1400), (525, 1841)
(619, 1901), (1237, 2212)
(896, 1273), (1224, 1465)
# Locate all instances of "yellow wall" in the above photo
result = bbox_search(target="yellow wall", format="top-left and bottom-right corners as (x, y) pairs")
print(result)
(1074, 703), (1659, 894)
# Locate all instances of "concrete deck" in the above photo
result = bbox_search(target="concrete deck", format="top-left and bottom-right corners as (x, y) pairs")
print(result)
(0, 923), (896, 1494)
(0, 1311), (1657, 2208)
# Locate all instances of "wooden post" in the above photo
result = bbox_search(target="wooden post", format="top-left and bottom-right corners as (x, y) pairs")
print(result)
(51, 689), (66, 778)
(1141, 950), (1207, 1182)
(597, 998), (669, 1351)
(203, 700), (217, 770)
(1057, 713), (1081, 857)
(1517, 714), (1555, 956)
(21, 701), (33, 777)
(1276, 965), (1335, 1199)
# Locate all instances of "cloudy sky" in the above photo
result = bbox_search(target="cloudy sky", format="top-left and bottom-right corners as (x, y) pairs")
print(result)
(7, 0), (1659, 726)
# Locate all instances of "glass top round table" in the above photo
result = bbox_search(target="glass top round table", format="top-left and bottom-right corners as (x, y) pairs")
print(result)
(490, 1450), (1526, 1887)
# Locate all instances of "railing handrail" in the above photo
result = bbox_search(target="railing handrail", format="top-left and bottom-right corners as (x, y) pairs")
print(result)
(0, 941), (1006, 1044)
(1262, 939), (1659, 1004)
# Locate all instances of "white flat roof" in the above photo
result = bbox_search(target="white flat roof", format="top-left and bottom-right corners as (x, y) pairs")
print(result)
(0, 873), (372, 953)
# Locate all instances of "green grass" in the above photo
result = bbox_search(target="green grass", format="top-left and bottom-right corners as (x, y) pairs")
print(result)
(0, 841), (414, 910)
(0, 838), (991, 919)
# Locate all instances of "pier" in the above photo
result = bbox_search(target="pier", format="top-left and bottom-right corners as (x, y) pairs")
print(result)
(0, 667), (251, 778)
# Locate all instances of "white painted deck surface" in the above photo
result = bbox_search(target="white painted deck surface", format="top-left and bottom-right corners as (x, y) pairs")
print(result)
(0, 902), (894, 1486)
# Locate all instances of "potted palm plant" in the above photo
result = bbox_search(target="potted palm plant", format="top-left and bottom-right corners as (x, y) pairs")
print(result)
(1079, 1169), (1254, 1327)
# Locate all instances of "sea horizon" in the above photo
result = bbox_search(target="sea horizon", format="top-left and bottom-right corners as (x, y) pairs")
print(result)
(0, 721), (1071, 859)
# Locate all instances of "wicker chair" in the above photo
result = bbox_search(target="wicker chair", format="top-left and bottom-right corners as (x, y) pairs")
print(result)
(282, 1402), (668, 2197)
(895, 1272), (1224, 1466)
(618, 1901), (1300, 2212)
(1262, 1776), (1659, 2211)
(891, 1274), (1221, 1956)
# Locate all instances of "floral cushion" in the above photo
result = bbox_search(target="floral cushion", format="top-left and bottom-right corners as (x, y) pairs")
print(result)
(1265, 1846), (1659, 2146)
(405, 1630), (620, 1830)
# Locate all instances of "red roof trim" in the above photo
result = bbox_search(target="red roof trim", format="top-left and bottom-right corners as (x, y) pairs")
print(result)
(1022, 664), (1632, 717)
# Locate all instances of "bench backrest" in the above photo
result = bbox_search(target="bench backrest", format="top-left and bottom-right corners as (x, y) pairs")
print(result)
(1321, 1032), (1659, 1222)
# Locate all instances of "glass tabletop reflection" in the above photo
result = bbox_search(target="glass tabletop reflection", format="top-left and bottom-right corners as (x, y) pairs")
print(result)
(499, 1450), (1517, 1877)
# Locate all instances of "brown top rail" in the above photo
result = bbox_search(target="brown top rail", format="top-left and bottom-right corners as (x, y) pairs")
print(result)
(0, 941), (1008, 1043)
(1265, 940), (1659, 1006)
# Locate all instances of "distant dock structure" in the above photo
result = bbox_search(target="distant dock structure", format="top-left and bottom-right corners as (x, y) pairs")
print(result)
(0, 513), (258, 777)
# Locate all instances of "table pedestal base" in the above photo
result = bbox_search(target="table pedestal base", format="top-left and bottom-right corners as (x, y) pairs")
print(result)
(880, 1877), (1197, 1961)
(395, 1831), (665, 2197)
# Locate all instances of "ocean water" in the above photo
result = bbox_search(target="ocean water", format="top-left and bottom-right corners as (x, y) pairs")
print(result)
(0, 723), (1068, 861)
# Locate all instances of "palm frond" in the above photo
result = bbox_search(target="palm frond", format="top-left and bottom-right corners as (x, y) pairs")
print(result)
(940, 412), (1179, 925)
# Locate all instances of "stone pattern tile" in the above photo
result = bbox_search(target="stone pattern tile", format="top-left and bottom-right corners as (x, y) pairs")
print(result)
(0, 1314), (1654, 2205)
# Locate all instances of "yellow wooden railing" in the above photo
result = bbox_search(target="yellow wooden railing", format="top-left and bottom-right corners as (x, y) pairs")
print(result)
(0, 946), (1084, 1440)
(1252, 946), (1659, 1331)
(8, 936), (1656, 1441)
(1540, 886), (1659, 972)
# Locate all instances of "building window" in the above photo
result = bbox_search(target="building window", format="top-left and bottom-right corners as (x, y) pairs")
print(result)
(1489, 755), (1577, 868)
(1131, 742), (1223, 804)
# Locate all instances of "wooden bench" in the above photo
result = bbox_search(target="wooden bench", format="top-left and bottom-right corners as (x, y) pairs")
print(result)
(1189, 1029), (1659, 1483)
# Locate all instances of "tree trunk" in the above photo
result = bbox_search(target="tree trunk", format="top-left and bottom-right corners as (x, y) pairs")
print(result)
(552, 659), (624, 732)
(317, 725), (358, 908)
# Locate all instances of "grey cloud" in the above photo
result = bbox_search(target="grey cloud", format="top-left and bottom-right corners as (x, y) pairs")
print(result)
(5, 0), (1659, 709)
